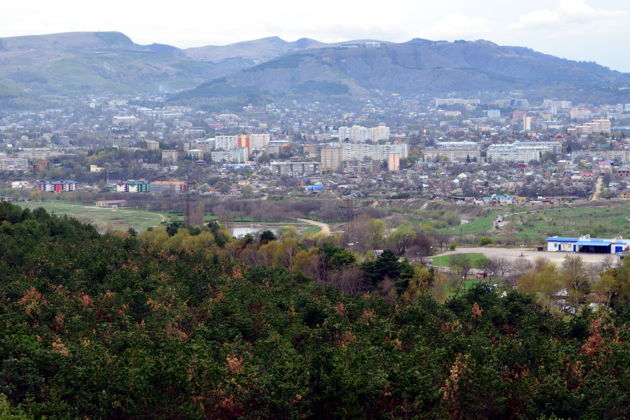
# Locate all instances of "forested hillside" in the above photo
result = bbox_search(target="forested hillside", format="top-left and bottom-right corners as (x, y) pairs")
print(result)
(0, 202), (629, 419)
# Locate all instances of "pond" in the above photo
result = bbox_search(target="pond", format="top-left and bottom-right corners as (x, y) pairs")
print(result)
(230, 226), (278, 238)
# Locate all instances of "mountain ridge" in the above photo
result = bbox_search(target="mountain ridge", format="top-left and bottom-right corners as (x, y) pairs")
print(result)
(0, 31), (629, 108)
(175, 38), (630, 106)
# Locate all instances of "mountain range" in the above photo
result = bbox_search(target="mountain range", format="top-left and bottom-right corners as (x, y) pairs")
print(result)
(1, 31), (629, 109)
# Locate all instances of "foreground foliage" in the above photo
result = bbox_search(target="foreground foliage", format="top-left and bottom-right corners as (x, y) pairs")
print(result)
(0, 202), (629, 419)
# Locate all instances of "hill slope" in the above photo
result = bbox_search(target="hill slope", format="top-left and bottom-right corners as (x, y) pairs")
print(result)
(1, 200), (630, 418)
(0, 31), (244, 104)
(184, 36), (326, 63)
(176, 39), (630, 105)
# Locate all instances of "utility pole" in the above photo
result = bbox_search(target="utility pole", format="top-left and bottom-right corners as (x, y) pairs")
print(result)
(106, 170), (117, 185)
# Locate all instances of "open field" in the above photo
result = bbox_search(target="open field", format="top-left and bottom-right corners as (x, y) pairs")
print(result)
(15, 201), (328, 236)
(431, 253), (488, 268)
(435, 247), (618, 267)
(504, 202), (630, 243)
(15, 201), (170, 233)
(438, 210), (503, 236)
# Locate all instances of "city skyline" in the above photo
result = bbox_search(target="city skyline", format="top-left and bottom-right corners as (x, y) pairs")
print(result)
(2, 0), (630, 72)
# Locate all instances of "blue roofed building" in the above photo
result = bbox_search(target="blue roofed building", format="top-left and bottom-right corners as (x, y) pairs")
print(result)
(546, 235), (630, 254)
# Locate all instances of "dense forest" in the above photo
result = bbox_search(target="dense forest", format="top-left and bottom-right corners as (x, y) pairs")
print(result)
(0, 201), (629, 419)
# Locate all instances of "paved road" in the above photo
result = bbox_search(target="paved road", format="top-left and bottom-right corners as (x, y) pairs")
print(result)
(435, 247), (617, 266)
(297, 218), (331, 235)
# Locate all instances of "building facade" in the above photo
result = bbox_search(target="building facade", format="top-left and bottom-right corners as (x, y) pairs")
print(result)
(270, 161), (320, 176)
(547, 235), (630, 255)
(0, 158), (29, 172)
(423, 141), (480, 162)
(37, 180), (78, 192)
(320, 146), (343, 172)
(116, 180), (150, 193)
(151, 181), (186, 194)
(487, 141), (560, 163)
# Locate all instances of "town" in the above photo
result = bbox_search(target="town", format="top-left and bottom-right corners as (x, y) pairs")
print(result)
(1, 96), (627, 201)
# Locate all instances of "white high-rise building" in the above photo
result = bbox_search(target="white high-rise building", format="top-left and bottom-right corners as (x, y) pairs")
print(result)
(249, 134), (270, 151)
(423, 141), (480, 162)
(326, 142), (408, 161)
(487, 141), (559, 163)
(215, 135), (239, 150)
(338, 125), (370, 142)
(369, 125), (390, 141)
(210, 147), (249, 163)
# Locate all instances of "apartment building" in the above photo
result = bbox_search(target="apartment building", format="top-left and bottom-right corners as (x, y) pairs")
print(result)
(321, 146), (343, 172)
(38, 180), (78, 192)
(161, 150), (179, 164)
(487, 141), (559, 163)
(211, 148), (249, 163)
(270, 161), (320, 176)
(327, 142), (408, 161)
(0, 158), (29, 172)
(423, 141), (480, 162)
(151, 181), (186, 194)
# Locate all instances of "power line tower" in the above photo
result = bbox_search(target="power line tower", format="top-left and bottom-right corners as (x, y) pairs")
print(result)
(340, 198), (357, 244)
(340, 198), (356, 225)
(184, 180), (203, 227)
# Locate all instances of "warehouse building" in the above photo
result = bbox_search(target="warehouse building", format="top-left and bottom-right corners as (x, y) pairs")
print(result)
(546, 235), (630, 254)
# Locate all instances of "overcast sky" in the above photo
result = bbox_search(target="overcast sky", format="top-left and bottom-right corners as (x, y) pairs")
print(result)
(2, 0), (630, 71)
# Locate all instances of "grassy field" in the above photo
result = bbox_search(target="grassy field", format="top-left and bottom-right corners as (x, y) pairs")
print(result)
(301, 225), (322, 236)
(438, 210), (503, 236)
(431, 253), (488, 268)
(504, 203), (630, 243)
(16, 201), (170, 233)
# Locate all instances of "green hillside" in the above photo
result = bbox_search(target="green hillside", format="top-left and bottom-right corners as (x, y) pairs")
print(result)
(1, 201), (629, 418)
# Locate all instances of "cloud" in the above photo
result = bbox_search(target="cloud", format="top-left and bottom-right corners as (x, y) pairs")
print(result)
(513, 0), (627, 29)
(422, 14), (497, 40)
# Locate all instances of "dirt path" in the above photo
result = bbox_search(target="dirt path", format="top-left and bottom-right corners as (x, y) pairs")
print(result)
(296, 218), (331, 235)
(591, 176), (603, 201)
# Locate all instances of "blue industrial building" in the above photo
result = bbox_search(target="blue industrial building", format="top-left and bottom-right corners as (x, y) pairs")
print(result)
(546, 235), (630, 254)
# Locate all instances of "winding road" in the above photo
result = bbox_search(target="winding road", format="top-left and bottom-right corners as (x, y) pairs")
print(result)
(296, 218), (331, 235)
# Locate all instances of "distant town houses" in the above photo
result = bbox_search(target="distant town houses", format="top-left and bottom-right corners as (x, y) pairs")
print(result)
(112, 180), (187, 194)
(116, 180), (150, 193)
(2, 90), (630, 204)
(37, 180), (78, 192)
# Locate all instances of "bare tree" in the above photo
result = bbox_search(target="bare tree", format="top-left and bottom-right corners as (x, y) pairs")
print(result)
(329, 266), (365, 296)
(560, 255), (590, 307)
(449, 254), (472, 282)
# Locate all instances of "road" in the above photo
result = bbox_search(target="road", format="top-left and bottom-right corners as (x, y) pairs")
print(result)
(296, 218), (331, 235)
(434, 247), (617, 266)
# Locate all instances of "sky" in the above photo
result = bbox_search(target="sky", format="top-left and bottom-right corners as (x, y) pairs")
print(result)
(2, 0), (630, 71)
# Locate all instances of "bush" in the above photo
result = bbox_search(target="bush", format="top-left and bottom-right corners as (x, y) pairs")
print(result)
(449, 242), (458, 251)
(479, 236), (493, 246)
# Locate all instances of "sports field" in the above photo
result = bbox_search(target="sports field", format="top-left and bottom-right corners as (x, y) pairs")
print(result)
(15, 201), (170, 233)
